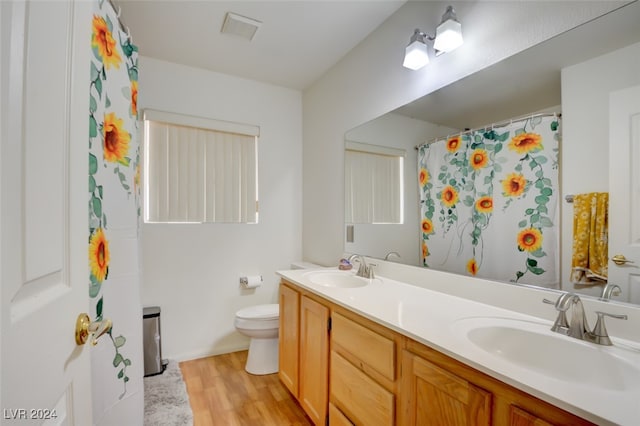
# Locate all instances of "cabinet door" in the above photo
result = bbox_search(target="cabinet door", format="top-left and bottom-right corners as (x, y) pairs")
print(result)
(401, 350), (491, 426)
(510, 406), (553, 426)
(300, 296), (330, 425)
(279, 283), (300, 396)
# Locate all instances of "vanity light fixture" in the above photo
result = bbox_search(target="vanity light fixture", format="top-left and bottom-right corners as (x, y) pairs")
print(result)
(402, 5), (463, 71)
(403, 30), (430, 70)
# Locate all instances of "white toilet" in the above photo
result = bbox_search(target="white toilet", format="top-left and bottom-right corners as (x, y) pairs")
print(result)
(234, 303), (280, 375)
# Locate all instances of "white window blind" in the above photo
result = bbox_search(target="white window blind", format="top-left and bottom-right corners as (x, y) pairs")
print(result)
(144, 111), (258, 223)
(344, 141), (404, 224)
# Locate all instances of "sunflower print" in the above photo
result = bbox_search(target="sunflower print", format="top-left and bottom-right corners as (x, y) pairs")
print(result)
(422, 241), (429, 259)
(103, 112), (130, 163)
(89, 228), (110, 282)
(475, 196), (493, 213)
(446, 136), (461, 153)
(92, 15), (121, 69)
(467, 258), (478, 276)
(131, 80), (138, 118)
(517, 228), (543, 252)
(419, 168), (429, 186)
(502, 173), (526, 197)
(441, 185), (459, 207)
(508, 132), (542, 154)
(421, 218), (434, 235)
(470, 149), (488, 170)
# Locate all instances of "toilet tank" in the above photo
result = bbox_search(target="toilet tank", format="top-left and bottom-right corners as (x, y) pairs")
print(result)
(290, 261), (322, 270)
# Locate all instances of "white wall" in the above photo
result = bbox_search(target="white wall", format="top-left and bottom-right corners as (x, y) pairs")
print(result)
(138, 57), (302, 360)
(344, 113), (458, 265)
(560, 41), (640, 296)
(302, 1), (624, 266)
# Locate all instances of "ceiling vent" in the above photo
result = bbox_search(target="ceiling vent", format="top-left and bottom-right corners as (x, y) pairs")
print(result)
(221, 12), (262, 41)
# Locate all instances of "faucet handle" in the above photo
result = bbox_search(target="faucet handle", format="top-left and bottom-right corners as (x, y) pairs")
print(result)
(542, 298), (569, 332)
(543, 293), (572, 311)
(590, 311), (628, 346)
(594, 311), (628, 322)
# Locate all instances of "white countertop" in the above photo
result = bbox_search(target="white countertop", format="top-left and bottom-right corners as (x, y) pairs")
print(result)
(277, 267), (640, 426)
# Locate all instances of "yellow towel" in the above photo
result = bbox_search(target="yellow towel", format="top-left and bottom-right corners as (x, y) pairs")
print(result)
(570, 192), (608, 283)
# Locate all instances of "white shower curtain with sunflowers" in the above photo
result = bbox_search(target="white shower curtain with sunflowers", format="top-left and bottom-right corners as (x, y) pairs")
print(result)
(418, 115), (560, 287)
(88, 0), (143, 422)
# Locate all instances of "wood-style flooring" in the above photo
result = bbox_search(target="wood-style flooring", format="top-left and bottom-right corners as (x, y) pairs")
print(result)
(180, 351), (312, 426)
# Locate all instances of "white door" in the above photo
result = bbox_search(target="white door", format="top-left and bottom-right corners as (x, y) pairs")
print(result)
(1, 1), (94, 424)
(608, 85), (640, 304)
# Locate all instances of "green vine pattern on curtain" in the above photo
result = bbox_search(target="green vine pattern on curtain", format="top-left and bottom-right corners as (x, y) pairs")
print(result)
(418, 115), (560, 287)
(88, 0), (139, 398)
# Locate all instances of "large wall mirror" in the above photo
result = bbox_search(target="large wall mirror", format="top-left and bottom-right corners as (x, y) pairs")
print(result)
(344, 1), (640, 305)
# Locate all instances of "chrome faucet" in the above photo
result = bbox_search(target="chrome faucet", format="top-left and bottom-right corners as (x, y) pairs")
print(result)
(384, 251), (401, 261)
(543, 292), (627, 346)
(347, 254), (375, 279)
(601, 283), (622, 301)
(566, 294), (590, 340)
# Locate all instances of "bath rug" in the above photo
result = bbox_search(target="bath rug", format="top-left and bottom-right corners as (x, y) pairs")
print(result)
(144, 360), (193, 425)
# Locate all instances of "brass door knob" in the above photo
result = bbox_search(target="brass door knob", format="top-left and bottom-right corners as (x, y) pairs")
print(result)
(611, 254), (635, 266)
(75, 313), (112, 346)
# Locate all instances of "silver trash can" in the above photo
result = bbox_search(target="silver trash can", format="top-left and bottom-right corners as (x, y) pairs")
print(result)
(143, 306), (164, 377)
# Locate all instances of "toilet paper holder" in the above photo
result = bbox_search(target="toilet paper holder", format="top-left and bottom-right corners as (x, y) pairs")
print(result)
(240, 275), (263, 288)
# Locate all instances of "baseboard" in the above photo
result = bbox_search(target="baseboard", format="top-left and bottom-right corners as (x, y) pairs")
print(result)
(169, 343), (251, 363)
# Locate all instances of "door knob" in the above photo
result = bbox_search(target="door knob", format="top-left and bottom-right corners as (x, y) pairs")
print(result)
(75, 313), (112, 346)
(611, 254), (635, 266)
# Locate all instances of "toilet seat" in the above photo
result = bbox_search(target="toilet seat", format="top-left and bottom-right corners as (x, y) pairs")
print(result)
(236, 304), (279, 320)
(234, 304), (280, 331)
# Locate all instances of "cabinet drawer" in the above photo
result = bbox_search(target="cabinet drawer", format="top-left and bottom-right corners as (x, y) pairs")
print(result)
(329, 403), (354, 426)
(331, 312), (395, 381)
(330, 351), (394, 426)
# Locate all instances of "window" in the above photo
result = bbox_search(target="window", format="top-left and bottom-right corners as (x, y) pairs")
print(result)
(143, 110), (259, 223)
(344, 141), (404, 224)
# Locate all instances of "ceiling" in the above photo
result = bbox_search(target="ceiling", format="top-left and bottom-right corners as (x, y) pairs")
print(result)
(118, 0), (405, 91)
(118, 1), (639, 127)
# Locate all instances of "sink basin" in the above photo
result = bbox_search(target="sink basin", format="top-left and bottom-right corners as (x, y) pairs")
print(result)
(303, 270), (370, 288)
(452, 316), (640, 391)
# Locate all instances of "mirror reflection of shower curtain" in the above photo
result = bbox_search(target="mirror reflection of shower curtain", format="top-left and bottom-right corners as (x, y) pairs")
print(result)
(418, 115), (560, 288)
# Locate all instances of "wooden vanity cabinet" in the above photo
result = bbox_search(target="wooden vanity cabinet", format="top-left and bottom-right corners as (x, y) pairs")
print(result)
(279, 281), (330, 425)
(279, 279), (596, 426)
